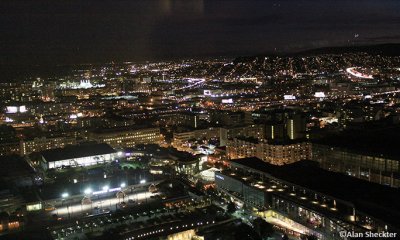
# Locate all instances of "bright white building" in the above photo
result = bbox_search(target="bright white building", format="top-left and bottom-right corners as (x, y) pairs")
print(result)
(40, 143), (117, 170)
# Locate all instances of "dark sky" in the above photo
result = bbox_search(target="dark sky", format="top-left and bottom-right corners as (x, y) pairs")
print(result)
(1, 0), (400, 65)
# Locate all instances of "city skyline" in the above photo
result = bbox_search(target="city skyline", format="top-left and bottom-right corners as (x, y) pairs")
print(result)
(1, 1), (400, 240)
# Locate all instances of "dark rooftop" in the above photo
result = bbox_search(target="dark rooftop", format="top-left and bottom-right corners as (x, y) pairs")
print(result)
(40, 143), (115, 162)
(312, 125), (400, 160)
(90, 125), (157, 134)
(230, 157), (400, 227)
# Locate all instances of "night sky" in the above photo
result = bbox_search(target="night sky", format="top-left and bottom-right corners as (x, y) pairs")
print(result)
(1, 0), (400, 65)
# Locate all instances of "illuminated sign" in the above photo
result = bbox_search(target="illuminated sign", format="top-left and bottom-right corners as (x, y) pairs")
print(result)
(314, 92), (326, 98)
(19, 106), (27, 113)
(6, 106), (27, 113)
(284, 95), (296, 100)
(215, 175), (225, 180)
(204, 90), (212, 96)
(6, 106), (18, 113)
(222, 99), (233, 104)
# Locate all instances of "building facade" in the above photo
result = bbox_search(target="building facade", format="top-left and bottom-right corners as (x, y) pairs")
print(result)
(20, 137), (77, 156)
(227, 137), (311, 165)
(215, 159), (400, 239)
(40, 143), (117, 170)
(312, 144), (400, 187)
(89, 127), (162, 148)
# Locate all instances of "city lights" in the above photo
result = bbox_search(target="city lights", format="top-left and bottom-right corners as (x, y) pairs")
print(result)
(1, 5), (399, 239)
(61, 192), (69, 198)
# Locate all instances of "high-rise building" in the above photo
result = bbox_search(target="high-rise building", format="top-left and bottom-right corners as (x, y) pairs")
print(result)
(219, 124), (265, 146)
(262, 109), (307, 142)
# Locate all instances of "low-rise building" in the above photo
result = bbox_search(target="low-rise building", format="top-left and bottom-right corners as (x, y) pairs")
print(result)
(20, 136), (77, 156)
(216, 158), (400, 239)
(39, 143), (117, 170)
(0, 142), (19, 156)
(89, 126), (162, 148)
(313, 143), (400, 187)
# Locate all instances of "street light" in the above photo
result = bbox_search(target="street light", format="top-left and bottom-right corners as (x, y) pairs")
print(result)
(61, 192), (69, 198)
(140, 179), (146, 184)
(103, 185), (109, 192)
(84, 188), (92, 195)
(120, 182), (126, 188)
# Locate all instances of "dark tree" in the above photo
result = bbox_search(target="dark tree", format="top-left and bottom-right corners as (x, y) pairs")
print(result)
(227, 201), (236, 214)
(307, 235), (318, 240)
(252, 217), (274, 239)
(195, 180), (204, 190)
(235, 223), (261, 240)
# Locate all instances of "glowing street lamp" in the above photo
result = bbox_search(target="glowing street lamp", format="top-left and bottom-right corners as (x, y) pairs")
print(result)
(103, 185), (109, 192)
(61, 192), (69, 198)
(84, 188), (92, 195)
(120, 182), (126, 188)
(140, 179), (146, 184)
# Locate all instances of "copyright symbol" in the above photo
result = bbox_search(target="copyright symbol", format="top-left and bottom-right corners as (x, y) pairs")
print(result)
(339, 231), (346, 238)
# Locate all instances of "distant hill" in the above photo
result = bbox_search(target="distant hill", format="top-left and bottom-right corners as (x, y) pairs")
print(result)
(293, 43), (400, 57)
(232, 43), (400, 63)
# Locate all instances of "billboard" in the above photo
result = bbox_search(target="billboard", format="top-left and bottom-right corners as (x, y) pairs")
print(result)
(284, 95), (296, 100)
(204, 90), (212, 96)
(314, 92), (326, 98)
(6, 106), (18, 113)
(6, 106), (27, 113)
(222, 99), (233, 104)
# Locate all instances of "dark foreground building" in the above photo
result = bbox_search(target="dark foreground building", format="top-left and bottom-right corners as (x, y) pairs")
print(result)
(215, 158), (400, 239)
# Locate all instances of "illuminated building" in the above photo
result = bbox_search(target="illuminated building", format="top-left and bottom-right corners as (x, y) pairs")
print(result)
(175, 157), (201, 176)
(0, 142), (20, 156)
(57, 79), (105, 89)
(210, 110), (253, 127)
(219, 124), (265, 146)
(227, 137), (311, 165)
(39, 143), (117, 170)
(256, 142), (311, 165)
(0, 212), (23, 233)
(0, 125), (19, 156)
(0, 82), (42, 102)
(159, 112), (200, 129)
(89, 127), (162, 148)
(215, 158), (400, 238)
(172, 127), (220, 149)
(313, 144), (400, 187)
(258, 109), (307, 142)
(226, 137), (258, 160)
(20, 136), (77, 156)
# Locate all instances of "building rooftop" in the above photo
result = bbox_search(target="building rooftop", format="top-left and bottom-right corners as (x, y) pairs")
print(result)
(229, 157), (400, 227)
(40, 143), (116, 162)
(312, 125), (400, 160)
(90, 125), (158, 134)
